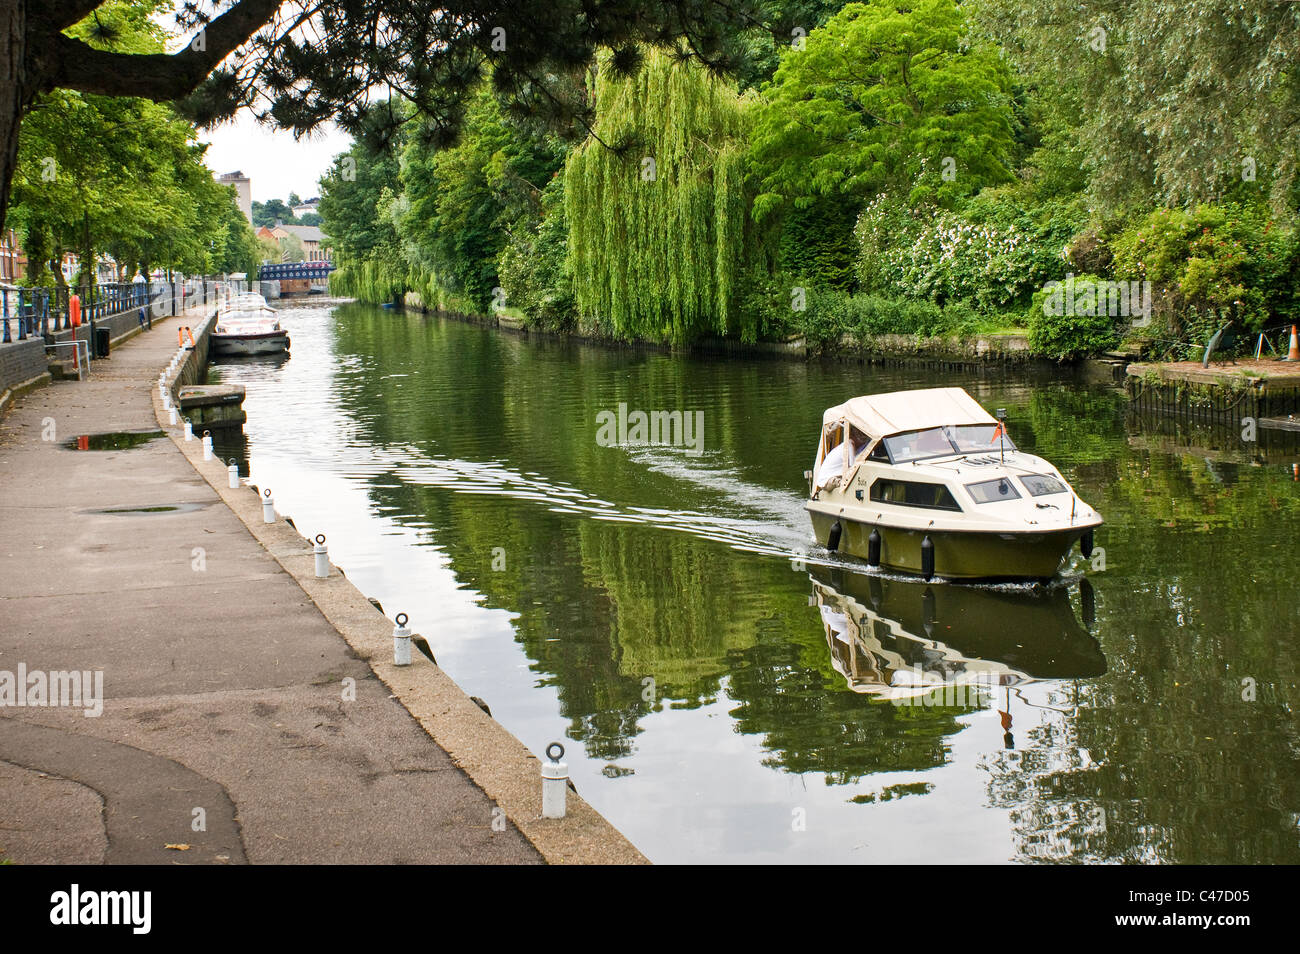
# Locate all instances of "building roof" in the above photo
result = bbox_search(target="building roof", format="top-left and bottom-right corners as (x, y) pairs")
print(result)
(275, 223), (325, 242)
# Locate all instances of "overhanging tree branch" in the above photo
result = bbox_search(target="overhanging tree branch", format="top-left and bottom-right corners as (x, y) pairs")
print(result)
(45, 0), (285, 98)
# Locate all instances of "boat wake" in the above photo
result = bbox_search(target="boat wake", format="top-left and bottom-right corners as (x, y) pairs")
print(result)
(389, 444), (809, 559)
(376, 441), (1071, 593)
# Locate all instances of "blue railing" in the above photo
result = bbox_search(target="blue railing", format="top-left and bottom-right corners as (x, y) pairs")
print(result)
(1, 282), (164, 343)
(259, 261), (335, 281)
(0, 287), (50, 342)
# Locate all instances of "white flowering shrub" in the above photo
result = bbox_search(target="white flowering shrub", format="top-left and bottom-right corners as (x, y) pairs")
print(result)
(854, 194), (1081, 312)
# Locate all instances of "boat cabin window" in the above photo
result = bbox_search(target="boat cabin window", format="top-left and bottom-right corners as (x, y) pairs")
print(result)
(816, 427), (869, 486)
(966, 477), (1021, 504)
(868, 478), (963, 511)
(882, 425), (1017, 463)
(1019, 474), (1068, 497)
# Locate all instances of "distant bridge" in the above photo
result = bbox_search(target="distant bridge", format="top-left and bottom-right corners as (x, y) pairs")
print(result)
(258, 262), (335, 281)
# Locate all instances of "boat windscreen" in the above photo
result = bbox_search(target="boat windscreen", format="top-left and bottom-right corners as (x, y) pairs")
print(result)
(883, 424), (1016, 463)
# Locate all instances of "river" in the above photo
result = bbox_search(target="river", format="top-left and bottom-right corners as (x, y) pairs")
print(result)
(210, 300), (1300, 864)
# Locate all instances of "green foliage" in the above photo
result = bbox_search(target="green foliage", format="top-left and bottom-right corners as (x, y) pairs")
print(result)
(748, 0), (1017, 217)
(310, 0), (1300, 355)
(497, 175), (577, 330)
(318, 114), (406, 265)
(732, 0), (851, 92)
(973, 0), (1300, 212)
(252, 199), (294, 228)
(855, 189), (1085, 310)
(805, 290), (984, 343)
(328, 251), (409, 304)
(740, 275), (989, 346)
(1109, 204), (1300, 337)
(566, 48), (759, 344)
(10, 9), (251, 284)
(397, 86), (566, 313)
(777, 197), (860, 291)
(205, 183), (262, 275)
(1025, 275), (1125, 360)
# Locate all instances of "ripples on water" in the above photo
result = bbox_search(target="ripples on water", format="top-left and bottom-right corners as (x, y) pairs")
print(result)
(210, 301), (1300, 864)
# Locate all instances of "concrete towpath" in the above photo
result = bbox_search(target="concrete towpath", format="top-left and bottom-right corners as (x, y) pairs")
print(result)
(0, 311), (545, 864)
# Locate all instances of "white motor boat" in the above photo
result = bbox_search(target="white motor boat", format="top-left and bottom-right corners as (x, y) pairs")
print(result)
(806, 387), (1102, 581)
(211, 292), (290, 356)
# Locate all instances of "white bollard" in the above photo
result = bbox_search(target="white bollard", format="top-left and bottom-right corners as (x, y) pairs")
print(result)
(541, 743), (568, 818)
(262, 488), (276, 524)
(393, 613), (411, 666)
(162, 392), (171, 410)
(202, 431), (213, 460)
(168, 406), (178, 426)
(313, 533), (329, 578)
(227, 459), (240, 489)
(183, 419), (193, 442)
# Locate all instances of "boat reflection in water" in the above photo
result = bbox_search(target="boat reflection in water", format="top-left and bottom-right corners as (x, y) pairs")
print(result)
(811, 565), (1105, 714)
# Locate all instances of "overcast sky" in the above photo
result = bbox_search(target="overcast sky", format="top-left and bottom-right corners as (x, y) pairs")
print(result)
(198, 116), (352, 205)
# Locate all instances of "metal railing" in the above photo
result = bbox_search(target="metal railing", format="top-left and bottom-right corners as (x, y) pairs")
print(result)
(0, 279), (214, 344)
(0, 286), (49, 342)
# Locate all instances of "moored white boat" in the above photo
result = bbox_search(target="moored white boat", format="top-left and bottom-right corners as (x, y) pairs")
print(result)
(211, 291), (290, 356)
(806, 387), (1102, 581)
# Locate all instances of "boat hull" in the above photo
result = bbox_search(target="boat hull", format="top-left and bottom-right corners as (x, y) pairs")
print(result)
(210, 331), (290, 356)
(808, 507), (1091, 581)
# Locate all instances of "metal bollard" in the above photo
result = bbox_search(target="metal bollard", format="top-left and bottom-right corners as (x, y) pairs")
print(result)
(541, 743), (568, 818)
(202, 430), (213, 460)
(313, 533), (329, 578)
(262, 488), (275, 524)
(227, 459), (240, 489)
(393, 613), (411, 666)
(183, 418), (193, 442)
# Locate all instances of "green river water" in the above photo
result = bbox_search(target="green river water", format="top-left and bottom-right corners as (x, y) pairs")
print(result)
(211, 301), (1300, 864)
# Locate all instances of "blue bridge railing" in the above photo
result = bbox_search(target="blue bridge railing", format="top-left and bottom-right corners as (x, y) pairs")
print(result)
(258, 262), (335, 281)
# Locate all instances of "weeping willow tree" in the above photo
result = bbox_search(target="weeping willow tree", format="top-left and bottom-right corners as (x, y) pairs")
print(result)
(328, 252), (407, 303)
(566, 49), (758, 344)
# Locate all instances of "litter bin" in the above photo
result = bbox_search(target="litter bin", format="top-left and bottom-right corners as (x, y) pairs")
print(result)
(94, 327), (111, 358)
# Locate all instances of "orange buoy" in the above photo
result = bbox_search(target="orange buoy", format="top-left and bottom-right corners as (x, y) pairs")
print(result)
(68, 293), (81, 328)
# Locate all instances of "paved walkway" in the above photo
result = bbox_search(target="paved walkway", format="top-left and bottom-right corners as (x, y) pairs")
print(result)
(0, 314), (541, 864)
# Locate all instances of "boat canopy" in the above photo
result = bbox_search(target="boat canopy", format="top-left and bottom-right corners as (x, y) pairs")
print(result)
(821, 387), (996, 441)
